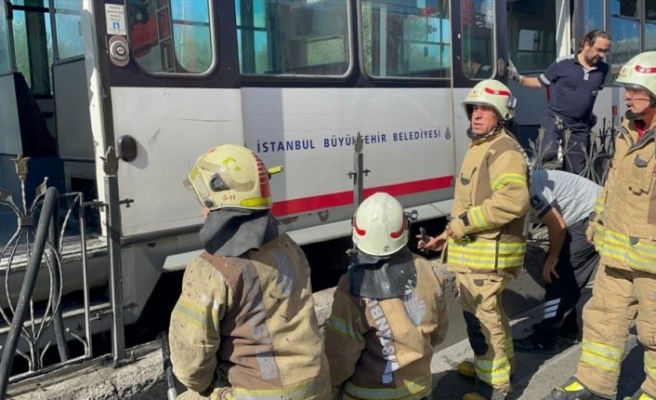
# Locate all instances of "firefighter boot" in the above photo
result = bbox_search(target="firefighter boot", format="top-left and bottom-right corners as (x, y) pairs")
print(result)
(549, 377), (608, 400)
(623, 389), (656, 400)
(457, 361), (477, 379)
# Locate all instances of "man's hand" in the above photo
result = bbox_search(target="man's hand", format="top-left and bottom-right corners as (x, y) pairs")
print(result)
(417, 232), (447, 252)
(507, 59), (523, 83)
(542, 255), (560, 284)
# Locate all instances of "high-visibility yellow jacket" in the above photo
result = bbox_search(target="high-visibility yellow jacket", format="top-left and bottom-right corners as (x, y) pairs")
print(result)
(591, 119), (656, 274)
(168, 233), (330, 400)
(324, 255), (449, 400)
(447, 128), (530, 273)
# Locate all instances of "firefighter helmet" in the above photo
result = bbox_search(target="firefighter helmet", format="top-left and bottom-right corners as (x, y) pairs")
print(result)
(616, 51), (656, 101)
(184, 144), (272, 211)
(352, 192), (409, 257)
(463, 79), (516, 121)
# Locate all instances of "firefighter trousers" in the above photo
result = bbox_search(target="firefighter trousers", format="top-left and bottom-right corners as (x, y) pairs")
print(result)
(574, 264), (656, 398)
(456, 272), (514, 394)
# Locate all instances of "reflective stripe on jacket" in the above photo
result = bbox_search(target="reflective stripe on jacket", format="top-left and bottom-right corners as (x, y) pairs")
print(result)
(448, 129), (530, 273)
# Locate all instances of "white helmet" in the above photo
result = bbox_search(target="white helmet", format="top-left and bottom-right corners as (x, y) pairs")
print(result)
(463, 79), (516, 121)
(352, 192), (409, 257)
(184, 144), (273, 211)
(616, 51), (656, 102)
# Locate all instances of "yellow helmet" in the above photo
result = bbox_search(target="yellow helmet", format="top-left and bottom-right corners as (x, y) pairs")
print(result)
(463, 79), (516, 121)
(616, 51), (656, 100)
(352, 192), (409, 257)
(185, 144), (273, 211)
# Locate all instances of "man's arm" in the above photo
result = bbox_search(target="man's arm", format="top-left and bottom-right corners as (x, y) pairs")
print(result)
(324, 278), (366, 398)
(508, 59), (553, 89)
(430, 265), (449, 348)
(169, 258), (227, 394)
(516, 76), (543, 89)
(540, 208), (567, 283)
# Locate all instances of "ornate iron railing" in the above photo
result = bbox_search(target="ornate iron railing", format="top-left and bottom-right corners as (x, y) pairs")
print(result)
(526, 116), (618, 185)
(0, 155), (93, 397)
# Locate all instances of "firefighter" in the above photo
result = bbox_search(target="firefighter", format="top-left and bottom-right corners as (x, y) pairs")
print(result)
(420, 80), (530, 400)
(548, 51), (656, 400)
(324, 192), (449, 400)
(168, 144), (330, 400)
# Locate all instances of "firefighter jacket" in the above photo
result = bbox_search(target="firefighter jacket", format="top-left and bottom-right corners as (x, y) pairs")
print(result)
(447, 128), (530, 273)
(591, 119), (656, 274)
(169, 233), (331, 400)
(324, 255), (449, 400)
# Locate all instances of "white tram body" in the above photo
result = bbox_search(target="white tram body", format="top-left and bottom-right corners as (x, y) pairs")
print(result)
(0, 0), (637, 342)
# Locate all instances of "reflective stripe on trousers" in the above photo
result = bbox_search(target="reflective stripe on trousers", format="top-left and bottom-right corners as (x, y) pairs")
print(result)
(342, 374), (432, 400)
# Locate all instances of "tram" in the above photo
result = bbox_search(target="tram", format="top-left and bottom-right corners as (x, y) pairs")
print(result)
(0, 0), (649, 352)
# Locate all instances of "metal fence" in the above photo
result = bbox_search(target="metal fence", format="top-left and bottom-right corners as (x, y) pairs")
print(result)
(0, 155), (93, 398)
(526, 116), (618, 185)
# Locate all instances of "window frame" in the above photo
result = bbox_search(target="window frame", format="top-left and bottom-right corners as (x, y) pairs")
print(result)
(356, 0), (452, 82)
(125, 0), (218, 77)
(236, 0), (355, 80)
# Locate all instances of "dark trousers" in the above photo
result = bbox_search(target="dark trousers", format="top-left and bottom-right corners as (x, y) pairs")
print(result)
(532, 218), (599, 347)
(540, 112), (591, 175)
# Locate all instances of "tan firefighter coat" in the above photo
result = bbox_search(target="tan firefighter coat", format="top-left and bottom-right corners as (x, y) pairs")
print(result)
(324, 255), (449, 400)
(447, 128), (530, 274)
(169, 233), (330, 400)
(591, 119), (656, 273)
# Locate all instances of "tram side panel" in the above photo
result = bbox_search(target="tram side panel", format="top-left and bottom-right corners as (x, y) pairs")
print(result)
(242, 86), (457, 233)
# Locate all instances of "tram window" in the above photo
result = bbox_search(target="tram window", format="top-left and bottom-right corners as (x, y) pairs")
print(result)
(128, 0), (213, 74)
(611, 0), (638, 18)
(646, 23), (656, 51)
(360, 0), (450, 79)
(645, 1), (656, 50)
(648, 0), (656, 21)
(0, 0), (11, 74)
(507, 0), (556, 72)
(53, 0), (84, 60)
(461, 0), (494, 80)
(6, 1), (83, 93)
(236, 0), (350, 76)
(611, 2), (639, 75)
(581, 0), (604, 33)
(11, 8), (54, 95)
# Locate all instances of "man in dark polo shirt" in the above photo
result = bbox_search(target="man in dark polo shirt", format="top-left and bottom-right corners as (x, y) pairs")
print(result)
(507, 30), (611, 175)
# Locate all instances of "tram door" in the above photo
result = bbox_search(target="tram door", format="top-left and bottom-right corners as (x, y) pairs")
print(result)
(87, 0), (244, 238)
(505, 0), (562, 145)
(450, 0), (509, 166)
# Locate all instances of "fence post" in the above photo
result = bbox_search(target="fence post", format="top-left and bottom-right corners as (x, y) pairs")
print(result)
(102, 147), (126, 364)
